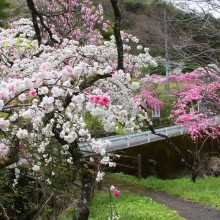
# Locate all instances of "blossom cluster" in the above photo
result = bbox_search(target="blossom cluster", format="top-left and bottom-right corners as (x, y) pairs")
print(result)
(139, 67), (220, 140)
(89, 95), (110, 106)
(33, 0), (105, 45)
(0, 17), (155, 184)
(170, 81), (220, 140)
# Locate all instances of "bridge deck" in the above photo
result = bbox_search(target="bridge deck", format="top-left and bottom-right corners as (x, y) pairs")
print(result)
(80, 115), (220, 153)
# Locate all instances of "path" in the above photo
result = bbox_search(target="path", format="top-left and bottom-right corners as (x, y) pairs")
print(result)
(138, 189), (220, 220)
(103, 176), (220, 220)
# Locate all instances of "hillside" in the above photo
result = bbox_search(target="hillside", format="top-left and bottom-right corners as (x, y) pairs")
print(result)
(101, 0), (220, 72)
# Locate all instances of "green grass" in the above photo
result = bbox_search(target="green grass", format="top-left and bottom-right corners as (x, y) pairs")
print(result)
(89, 191), (184, 220)
(110, 173), (220, 209)
(57, 208), (76, 220)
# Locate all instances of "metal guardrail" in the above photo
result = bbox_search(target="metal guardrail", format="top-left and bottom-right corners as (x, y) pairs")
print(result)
(81, 114), (220, 152)
(100, 125), (186, 152)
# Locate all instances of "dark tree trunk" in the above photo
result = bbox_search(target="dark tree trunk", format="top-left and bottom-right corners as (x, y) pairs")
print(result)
(110, 0), (124, 70)
(73, 170), (94, 220)
(26, 0), (42, 45)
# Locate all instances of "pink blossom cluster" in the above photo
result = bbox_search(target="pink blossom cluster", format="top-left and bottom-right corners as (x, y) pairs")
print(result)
(113, 189), (120, 197)
(138, 68), (220, 140)
(170, 82), (220, 140)
(89, 95), (110, 106)
(135, 89), (164, 111)
(34, 0), (105, 45)
(169, 72), (203, 84)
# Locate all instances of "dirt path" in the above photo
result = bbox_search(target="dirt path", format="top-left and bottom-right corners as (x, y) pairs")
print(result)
(103, 176), (220, 220)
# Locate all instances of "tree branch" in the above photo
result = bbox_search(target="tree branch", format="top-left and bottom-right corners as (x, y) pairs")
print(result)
(26, 0), (42, 45)
(110, 0), (124, 70)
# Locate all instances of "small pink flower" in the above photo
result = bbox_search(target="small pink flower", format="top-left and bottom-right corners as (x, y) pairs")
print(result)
(89, 95), (100, 103)
(10, 102), (16, 106)
(103, 21), (110, 32)
(89, 95), (97, 103)
(29, 89), (36, 97)
(2, 146), (7, 151)
(94, 96), (100, 103)
(98, 96), (110, 106)
(18, 93), (27, 102)
(89, 95), (110, 106)
(113, 189), (120, 197)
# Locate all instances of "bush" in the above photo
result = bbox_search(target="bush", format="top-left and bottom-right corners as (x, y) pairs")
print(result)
(141, 65), (166, 76)
(197, 157), (220, 177)
(124, 1), (145, 14)
(182, 60), (200, 73)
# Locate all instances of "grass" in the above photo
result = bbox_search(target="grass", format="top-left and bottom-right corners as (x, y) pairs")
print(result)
(89, 191), (184, 220)
(56, 189), (184, 220)
(44, 172), (220, 219)
(110, 173), (220, 209)
(57, 208), (76, 220)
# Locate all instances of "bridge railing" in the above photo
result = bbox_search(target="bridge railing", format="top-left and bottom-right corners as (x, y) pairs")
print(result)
(101, 114), (220, 151)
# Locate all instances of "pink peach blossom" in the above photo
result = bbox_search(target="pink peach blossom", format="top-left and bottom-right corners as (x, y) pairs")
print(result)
(113, 189), (120, 197)
(29, 89), (37, 97)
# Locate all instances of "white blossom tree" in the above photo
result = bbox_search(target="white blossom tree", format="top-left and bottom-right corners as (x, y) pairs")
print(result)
(0, 0), (156, 219)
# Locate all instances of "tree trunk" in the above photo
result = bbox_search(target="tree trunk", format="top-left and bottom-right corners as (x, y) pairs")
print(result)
(73, 169), (94, 220)
(110, 0), (124, 70)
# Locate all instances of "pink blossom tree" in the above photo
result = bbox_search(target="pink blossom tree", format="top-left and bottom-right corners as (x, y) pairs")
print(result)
(170, 67), (220, 140)
(137, 67), (220, 180)
(169, 67), (220, 179)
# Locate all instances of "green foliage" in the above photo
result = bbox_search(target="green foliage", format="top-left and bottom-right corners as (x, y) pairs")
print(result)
(0, 168), (42, 219)
(141, 65), (166, 76)
(84, 112), (103, 134)
(110, 173), (220, 209)
(123, 0), (146, 14)
(0, 0), (10, 19)
(149, 47), (165, 57)
(182, 60), (200, 73)
(101, 28), (114, 41)
(57, 208), (76, 220)
(0, 0), (29, 27)
(99, 20), (114, 41)
(0, 0), (11, 27)
(0, 139), (77, 219)
(89, 191), (183, 220)
(114, 122), (127, 135)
